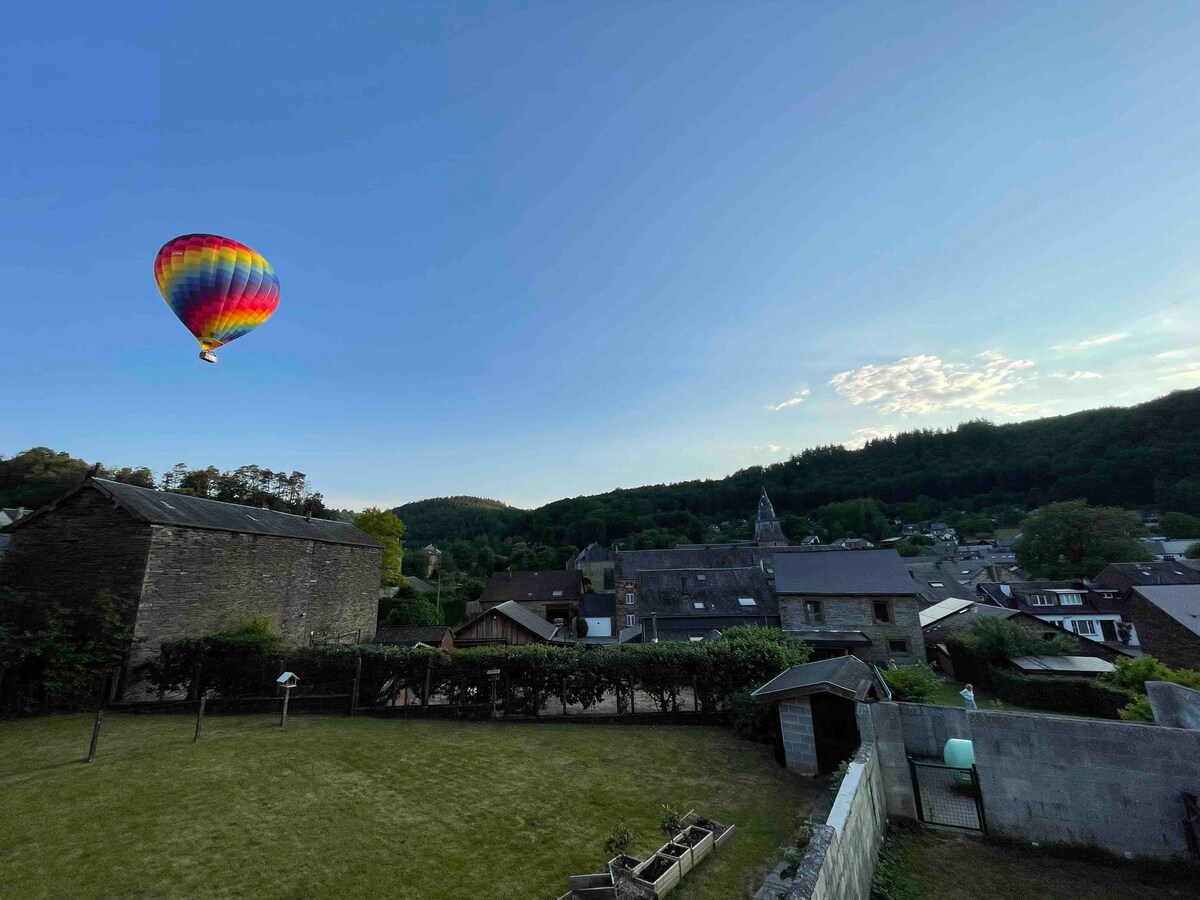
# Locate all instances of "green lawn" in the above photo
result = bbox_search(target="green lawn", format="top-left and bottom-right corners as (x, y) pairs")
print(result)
(925, 678), (1014, 710)
(897, 829), (1199, 899)
(0, 714), (816, 899)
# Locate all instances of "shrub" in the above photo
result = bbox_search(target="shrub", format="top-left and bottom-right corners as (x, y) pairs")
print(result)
(991, 670), (1135, 719)
(881, 663), (940, 702)
(603, 826), (633, 858)
(726, 688), (778, 743)
(870, 829), (922, 900)
(659, 805), (681, 837)
(1105, 654), (1200, 693)
(1186, 542), (1200, 560)
(141, 618), (282, 698)
(1118, 695), (1154, 722)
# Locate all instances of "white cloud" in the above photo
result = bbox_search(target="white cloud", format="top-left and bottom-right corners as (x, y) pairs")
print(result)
(828, 352), (1036, 417)
(767, 388), (810, 412)
(843, 426), (898, 450)
(1050, 332), (1129, 352)
(1156, 349), (1189, 359)
(767, 443), (783, 454)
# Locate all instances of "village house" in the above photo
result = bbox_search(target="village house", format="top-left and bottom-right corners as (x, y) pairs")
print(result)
(775, 549), (925, 665)
(629, 566), (779, 642)
(0, 478), (382, 698)
(567, 542), (615, 591)
(975, 579), (1137, 653)
(479, 569), (584, 630)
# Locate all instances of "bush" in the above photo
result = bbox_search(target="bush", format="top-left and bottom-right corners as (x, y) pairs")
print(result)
(870, 829), (922, 900)
(1118, 695), (1153, 722)
(881, 663), (940, 702)
(140, 618), (282, 698)
(726, 688), (778, 743)
(946, 617), (1080, 690)
(992, 670), (1135, 719)
(1105, 654), (1200, 693)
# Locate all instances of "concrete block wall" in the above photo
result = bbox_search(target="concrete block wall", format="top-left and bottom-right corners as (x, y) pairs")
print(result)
(789, 743), (887, 900)
(862, 702), (918, 819)
(779, 697), (819, 774)
(971, 711), (1200, 859)
(1147, 681), (1200, 729)
(897, 702), (970, 759)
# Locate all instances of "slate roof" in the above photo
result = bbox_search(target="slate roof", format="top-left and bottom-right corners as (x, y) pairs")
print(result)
(374, 625), (452, 646)
(773, 549), (916, 596)
(570, 542), (612, 565)
(751, 656), (889, 703)
(7, 478), (383, 548)
(1098, 562), (1200, 587)
(1131, 585), (1200, 638)
(614, 545), (844, 579)
(635, 567), (777, 618)
(582, 593), (616, 617)
(1009, 655), (1115, 675)
(480, 570), (584, 605)
(453, 599), (574, 643)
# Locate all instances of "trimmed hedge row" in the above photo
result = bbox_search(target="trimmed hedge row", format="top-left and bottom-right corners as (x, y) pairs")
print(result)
(991, 670), (1136, 720)
(141, 626), (810, 715)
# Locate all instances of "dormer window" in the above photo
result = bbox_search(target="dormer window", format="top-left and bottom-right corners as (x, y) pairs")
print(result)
(697, 574), (707, 581)
(1029, 593), (1054, 606)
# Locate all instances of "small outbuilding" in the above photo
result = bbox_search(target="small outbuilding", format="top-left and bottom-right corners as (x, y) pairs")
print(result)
(453, 599), (574, 647)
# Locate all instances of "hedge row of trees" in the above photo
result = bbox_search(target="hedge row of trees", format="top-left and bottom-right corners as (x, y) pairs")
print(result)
(141, 626), (811, 716)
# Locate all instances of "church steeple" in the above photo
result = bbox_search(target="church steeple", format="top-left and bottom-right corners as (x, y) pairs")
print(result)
(754, 487), (787, 546)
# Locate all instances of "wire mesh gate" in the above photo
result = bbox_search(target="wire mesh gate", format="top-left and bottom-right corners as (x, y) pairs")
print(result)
(908, 758), (986, 832)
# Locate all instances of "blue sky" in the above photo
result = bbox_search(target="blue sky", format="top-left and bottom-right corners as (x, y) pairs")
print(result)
(4, 2), (1200, 510)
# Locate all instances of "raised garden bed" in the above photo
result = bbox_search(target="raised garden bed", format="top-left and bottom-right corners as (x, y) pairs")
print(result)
(657, 841), (693, 876)
(674, 824), (714, 866)
(681, 811), (736, 851)
(631, 854), (681, 897)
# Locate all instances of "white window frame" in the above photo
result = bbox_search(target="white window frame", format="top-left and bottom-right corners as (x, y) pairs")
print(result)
(1073, 619), (1098, 636)
(625, 592), (635, 605)
(551, 590), (563, 598)
(626, 614), (636, 627)
(1057, 592), (1084, 606)
(1028, 593), (1054, 606)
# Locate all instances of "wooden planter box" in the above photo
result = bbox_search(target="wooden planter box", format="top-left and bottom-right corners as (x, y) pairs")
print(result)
(566, 872), (616, 899)
(631, 852), (681, 898)
(607, 854), (642, 882)
(676, 824), (715, 865)
(657, 840), (693, 876)
(680, 812), (736, 852)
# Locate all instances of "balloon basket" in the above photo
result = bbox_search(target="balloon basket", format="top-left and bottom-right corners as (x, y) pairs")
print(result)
(199, 350), (218, 364)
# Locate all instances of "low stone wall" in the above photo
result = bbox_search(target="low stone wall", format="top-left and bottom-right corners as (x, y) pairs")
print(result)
(788, 743), (887, 900)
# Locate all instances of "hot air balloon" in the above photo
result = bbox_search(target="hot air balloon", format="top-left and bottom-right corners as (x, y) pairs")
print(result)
(153, 233), (280, 363)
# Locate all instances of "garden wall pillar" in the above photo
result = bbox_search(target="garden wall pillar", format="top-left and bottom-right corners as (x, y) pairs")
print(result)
(779, 697), (819, 774)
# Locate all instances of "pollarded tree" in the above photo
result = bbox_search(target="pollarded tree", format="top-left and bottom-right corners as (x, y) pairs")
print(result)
(1014, 501), (1150, 578)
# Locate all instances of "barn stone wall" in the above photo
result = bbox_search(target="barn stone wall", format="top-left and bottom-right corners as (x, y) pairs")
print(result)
(132, 525), (381, 671)
(0, 488), (153, 624)
(779, 594), (926, 665)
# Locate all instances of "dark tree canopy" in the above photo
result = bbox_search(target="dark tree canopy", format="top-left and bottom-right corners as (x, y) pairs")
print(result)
(1015, 501), (1151, 578)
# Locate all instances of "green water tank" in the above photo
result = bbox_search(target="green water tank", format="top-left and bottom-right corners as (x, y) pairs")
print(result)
(943, 738), (975, 769)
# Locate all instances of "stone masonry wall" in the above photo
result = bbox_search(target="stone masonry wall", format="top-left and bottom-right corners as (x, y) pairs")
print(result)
(779, 697), (819, 774)
(779, 594), (926, 665)
(132, 526), (381, 674)
(615, 577), (637, 633)
(789, 743), (887, 900)
(1, 487), (152, 631)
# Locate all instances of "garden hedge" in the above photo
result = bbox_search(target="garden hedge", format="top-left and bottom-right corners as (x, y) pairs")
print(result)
(991, 670), (1135, 719)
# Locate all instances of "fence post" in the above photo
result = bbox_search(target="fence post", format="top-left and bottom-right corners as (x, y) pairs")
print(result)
(561, 677), (568, 716)
(189, 662), (202, 702)
(422, 659), (432, 706)
(350, 656), (362, 717)
(86, 674), (112, 764)
(280, 685), (291, 728)
(693, 677), (699, 712)
(194, 694), (207, 742)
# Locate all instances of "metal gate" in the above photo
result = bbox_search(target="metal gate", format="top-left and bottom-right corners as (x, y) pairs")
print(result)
(908, 758), (986, 832)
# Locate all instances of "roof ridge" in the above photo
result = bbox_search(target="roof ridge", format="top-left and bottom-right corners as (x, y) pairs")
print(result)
(92, 477), (330, 523)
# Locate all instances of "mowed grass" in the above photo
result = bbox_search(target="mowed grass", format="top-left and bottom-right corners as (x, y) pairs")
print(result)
(899, 829), (1199, 899)
(0, 714), (816, 900)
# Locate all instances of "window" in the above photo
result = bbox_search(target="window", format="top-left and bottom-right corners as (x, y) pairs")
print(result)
(929, 582), (944, 588)
(688, 635), (704, 643)
(626, 614), (636, 627)
(692, 601), (705, 610)
(872, 600), (893, 623)
(1073, 620), (1098, 636)
(888, 639), (910, 654)
(551, 590), (563, 598)
(697, 574), (707, 581)
(625, 592), (634, 605)
(1029, 593), (1054, 606)
(803, 600), (825, 625)
(738, 597), (756, 607)
(1057, 592), (1083, 606)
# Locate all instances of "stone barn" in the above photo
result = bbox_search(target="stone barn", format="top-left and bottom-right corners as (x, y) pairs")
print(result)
(1, 478), (382, 697)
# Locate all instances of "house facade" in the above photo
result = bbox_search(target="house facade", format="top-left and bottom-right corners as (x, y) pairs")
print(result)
(568, 542), (615, 592)
(775, 549), (925, 665)
(1, 478), (382, 697)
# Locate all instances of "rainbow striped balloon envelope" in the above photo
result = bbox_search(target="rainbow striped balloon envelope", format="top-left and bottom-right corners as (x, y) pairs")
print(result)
(154, 233), (280, 363)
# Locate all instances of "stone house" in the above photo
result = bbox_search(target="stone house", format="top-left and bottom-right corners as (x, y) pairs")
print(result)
(0, 478), (382, 697)
(630, 566), (779, 642)
(567, 542), (614, 592)
(774, 549), (925, 665)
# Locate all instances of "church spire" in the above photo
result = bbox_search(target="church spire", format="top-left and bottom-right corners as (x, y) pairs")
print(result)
(754, 487), (787, 546)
